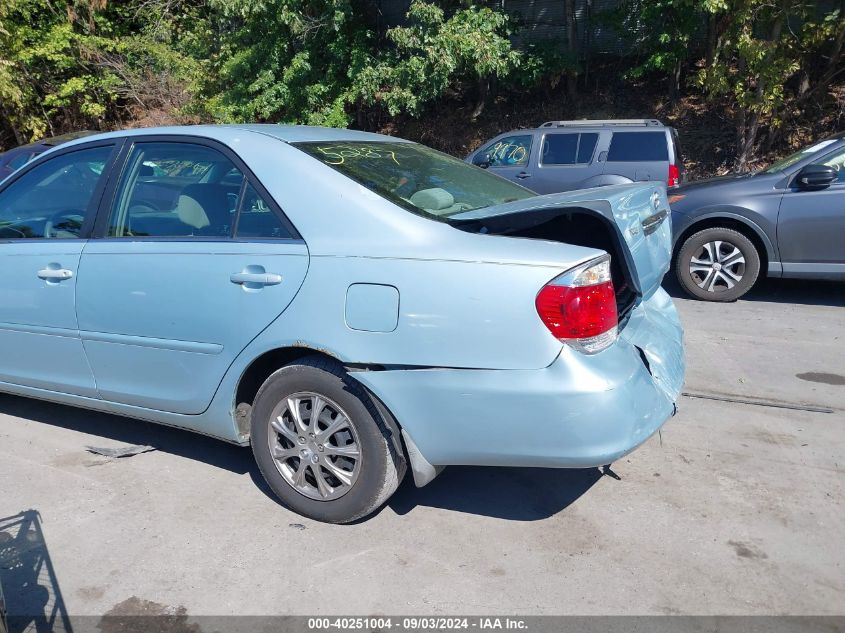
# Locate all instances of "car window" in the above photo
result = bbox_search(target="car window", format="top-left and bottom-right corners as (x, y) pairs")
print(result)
(294, 141), (535, 220)
(821, 148), (845, 183)
(7, 152), (36, 171)
(763, 139), (839, 173)
(477, 134), (532, 167)
(0, 146), (112, 239)
(235, 182), (293, 239)
(107, 142), (244, 238)
(541, 133), (598, 165)
(607, 132), (668, 162)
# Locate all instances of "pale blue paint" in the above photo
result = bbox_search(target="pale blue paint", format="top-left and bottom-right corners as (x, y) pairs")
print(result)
(0, 124), (685, 471)
(345, 284), (400, 333)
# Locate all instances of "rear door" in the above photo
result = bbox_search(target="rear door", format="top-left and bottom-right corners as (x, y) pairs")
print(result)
(77, 138), (309, 414)
(0, 142), (118, 396)
(603, 131), (669, 184)
(531, 131), (602, 193)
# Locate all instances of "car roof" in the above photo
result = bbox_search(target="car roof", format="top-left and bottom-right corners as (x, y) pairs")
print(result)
(50, 124), (406, 153)
(538, 119), (665, 129)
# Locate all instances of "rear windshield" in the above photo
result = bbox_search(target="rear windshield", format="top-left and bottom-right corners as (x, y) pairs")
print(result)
(608, 132), (668, 162)
(294, 141), (535, 219)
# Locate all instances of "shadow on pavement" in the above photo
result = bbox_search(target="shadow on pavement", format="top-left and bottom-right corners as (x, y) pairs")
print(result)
(387, 465), (603, 521)
(0, 394), (255, 478)
(663, 275), (845, 307)
(0, 510), (72, 633)
(0, 396), (605, 522)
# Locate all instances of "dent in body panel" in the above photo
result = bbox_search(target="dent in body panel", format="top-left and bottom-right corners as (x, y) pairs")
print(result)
(351, 288), (684, 468)
(259, 254), (567, 371)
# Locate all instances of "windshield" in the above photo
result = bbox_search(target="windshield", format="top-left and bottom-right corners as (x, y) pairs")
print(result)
(293, 141), (535, 219)
(762, 139), (840, 173)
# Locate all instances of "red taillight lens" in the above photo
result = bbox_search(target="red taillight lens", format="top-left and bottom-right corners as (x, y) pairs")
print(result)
(536, 258), (618, 354)
(668, 164), (680, 188)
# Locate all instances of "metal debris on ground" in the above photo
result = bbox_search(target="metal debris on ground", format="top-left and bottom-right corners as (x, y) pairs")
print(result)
(289, 523), (306, 530)
(85, 444), (157, 458)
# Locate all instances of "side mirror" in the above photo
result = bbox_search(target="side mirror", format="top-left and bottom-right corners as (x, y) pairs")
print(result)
(473, 152), (493, 169)
(796, 164), (838, 190)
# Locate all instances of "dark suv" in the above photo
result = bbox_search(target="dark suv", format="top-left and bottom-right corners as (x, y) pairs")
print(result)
(466, 119), (683, 193)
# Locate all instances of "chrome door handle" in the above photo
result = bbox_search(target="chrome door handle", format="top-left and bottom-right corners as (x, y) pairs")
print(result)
(516, 172), (532, 179)
(230, 272), (282, 286)
(641, 209), (668, 235)
(37, 268), (74, 281)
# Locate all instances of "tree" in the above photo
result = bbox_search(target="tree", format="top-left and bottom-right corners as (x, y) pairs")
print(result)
(614, 0), (721, 101)
(352, 1), (521, 119)
(698, 0), (842, 170)
(0, 0), (201, 146)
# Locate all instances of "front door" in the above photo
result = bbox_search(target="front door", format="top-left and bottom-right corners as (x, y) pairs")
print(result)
(777, 147), (845, 277)
(0, 144), (116, 396)
(471, 133), (535, 186)
(76, 140), (309, 414)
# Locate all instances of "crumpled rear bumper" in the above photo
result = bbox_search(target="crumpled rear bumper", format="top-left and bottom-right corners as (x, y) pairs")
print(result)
(353, 287), (685, 469)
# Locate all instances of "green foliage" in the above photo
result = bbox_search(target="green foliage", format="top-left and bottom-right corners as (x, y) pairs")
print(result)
(352, 1), (521, 115)
(200, 0), (373, 127)
(512, 41), (575, 90)
(0, 0), (841, 168)
(611, 0), (700, 78)
(697, 1), (799, 123)
(0, 0), (202, 142)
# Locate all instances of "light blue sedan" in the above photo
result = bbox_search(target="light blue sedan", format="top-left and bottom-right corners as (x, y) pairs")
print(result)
(0, 125), (684, 523)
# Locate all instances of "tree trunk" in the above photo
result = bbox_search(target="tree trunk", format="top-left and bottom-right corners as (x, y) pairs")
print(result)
(737, 112), (760, 172)
(1, 107), (25, 146)
(798, 0), (845, 103)
(564, 0), (577, 98)
(668, 59), (681, 102)
(471, 75), (489, 120)
(736, 8), (784, 170)
(706, 12), (716, 68)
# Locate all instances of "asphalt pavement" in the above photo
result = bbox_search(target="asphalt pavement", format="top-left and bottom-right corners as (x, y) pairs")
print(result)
(1, 277), (843, 620)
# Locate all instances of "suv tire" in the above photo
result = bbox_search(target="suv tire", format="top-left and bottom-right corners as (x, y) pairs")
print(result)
(675, 227), (760, 301)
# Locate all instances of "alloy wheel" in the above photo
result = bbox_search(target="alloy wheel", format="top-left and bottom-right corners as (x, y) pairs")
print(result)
(267, 392), (362, 501)
(688, 240), (746, 293)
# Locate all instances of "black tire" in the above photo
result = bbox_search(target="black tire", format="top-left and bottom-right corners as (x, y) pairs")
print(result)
(675, 227), (761, 301)
(251, 355), (404, 523)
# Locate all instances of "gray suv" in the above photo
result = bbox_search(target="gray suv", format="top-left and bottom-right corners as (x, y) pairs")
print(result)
(467, 119), (683, 193)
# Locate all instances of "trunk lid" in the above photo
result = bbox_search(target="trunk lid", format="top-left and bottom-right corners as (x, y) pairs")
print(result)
(450, 183), (673, 299)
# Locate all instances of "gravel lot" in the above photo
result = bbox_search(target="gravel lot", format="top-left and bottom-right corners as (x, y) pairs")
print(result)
(1, 278), (843, 621)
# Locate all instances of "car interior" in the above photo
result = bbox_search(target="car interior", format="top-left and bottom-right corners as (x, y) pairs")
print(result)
(109, 146), (287, 239)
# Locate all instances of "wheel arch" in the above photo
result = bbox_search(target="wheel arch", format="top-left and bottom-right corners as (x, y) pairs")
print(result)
(235, 347), (341, 421)
(233, 345), (409, 479)
(673, 212), (775, 277)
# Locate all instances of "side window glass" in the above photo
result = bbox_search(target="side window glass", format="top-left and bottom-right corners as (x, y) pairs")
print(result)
(577, 133), (599, 163)
(822, 149), (845, 183)
(8, 152), (36, 171)
(542, 133), (597, 165)
(608, 132), (669, 162)
(478, 135), (532, 167)
(542, 133), (578, 165)
(236, 182), (293, 239)
(0, 146), (111, 239)
(108, 142), (243, 238)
